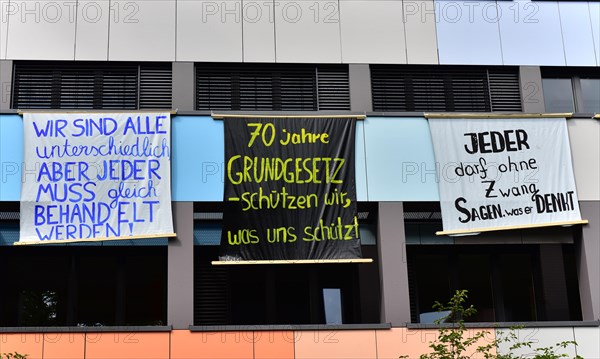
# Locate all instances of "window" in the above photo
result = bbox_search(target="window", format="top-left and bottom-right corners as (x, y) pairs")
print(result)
(370, 66), (522, 112)
(0, 246), (167, 327)
(580, 79), (600, 113)
(0, 204), (168, 327)
(406, 223), (582, 323)
(195, 63), (350, 111)
(12, 61), (172, 110)
(192, 202), (380, 326)
(542, 78), (575, 113)
(542, 67), (600, 114)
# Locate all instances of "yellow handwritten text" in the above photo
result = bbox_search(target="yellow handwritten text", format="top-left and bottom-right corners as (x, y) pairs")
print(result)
(240, 187), (318, 211)
(227, 156), (344, 185)
(303, 216), (359, 242)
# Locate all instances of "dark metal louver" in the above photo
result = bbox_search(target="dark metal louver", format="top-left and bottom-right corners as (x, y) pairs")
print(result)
(488, 69), (522, 112)
(407, 254), (419, 323)
(195, 64), (349, 111)
(279, 67), (317, 111)
(139, 64), (173, 109)
(194, 262), (230, 325)
(12, 62), (172, 110)
(317, 65), (351, 111)
(371, 66), (521, 113)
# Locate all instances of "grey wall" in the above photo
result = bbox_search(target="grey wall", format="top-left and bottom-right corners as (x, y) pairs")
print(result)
(349, 64), (372, 113)
(172, 62), (195, 112)
(519, 66), (546, 114)
(0, 60), (12, 111)
(577, 201), (600, 321)
(168, 201), (194, 329)
(377, 202), (411, 326)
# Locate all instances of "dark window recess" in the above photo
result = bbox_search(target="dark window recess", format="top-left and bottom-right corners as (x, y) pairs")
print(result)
(488, 69), (523, 112)
(0, 246), (167, 327)
(194, 258), (231, 326)
(195, 64), (350, 111)
(407, 243), (582, 323)
(193, 246), (375, 326)
(12, 61), (172, 110)
(192, 203), (381, 326)
(541, 67), (600, 114)
(371, 66), (522, 112)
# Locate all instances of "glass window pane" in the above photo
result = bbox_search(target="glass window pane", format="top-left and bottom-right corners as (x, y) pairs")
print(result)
(323, 288), (343, 324)
(581, 79), (600, 113)
(457, 254), (495, 322)
(414, 254), (451, 321)
(500, 253), (537, 322)
(543, 79), (575, 113)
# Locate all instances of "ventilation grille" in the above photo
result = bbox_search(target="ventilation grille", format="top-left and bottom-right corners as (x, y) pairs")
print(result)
(196, 64), (350, 111)
(0, 212), (19, 220)
(488, 69), (522, 112)
(371, 66), (521, 112)
(407, 254), (419, 323)
(139, 64), (173, 109)
(194, 263), (230, 325)
(317, 66), (351, 110)
(12, 62), (172, 110)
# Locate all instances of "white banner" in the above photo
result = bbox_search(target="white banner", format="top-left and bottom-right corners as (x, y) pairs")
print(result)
(428, 117), (582, 234)
(20, 113), (174, 244)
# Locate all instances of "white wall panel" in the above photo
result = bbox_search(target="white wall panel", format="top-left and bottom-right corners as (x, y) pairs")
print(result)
(498, 0), (565, 66)
(0, 0), (9, 59)
(6, 0), (76, 60)
(568, 119), (600, 201)
(496, 328), (577, 358)
(339, 0), (405, 64)
(404, 0), (438, 64)
(75, 0), (109, 60)
(435, 0), (502, 65)
(559, 2), (596, 67)
(242, 0), (275, 62)
(574, 327), (600, 358)
(590, 2), (600, 66)
(109, 0), (175, 61)
(177, 0), (242, 62)
(275, 0), (341, 63)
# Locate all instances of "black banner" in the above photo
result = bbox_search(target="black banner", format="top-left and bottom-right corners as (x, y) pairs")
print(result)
(220, 117), (362, 260)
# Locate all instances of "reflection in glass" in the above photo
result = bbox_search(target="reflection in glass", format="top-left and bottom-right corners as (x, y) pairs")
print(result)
(323, 288), (343, 324)
(543, 79), (574, 113)
(581, 79), (600, 113)
(20, 289), (60, 326)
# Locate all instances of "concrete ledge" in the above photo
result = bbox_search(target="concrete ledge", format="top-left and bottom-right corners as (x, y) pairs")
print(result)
(189, 323), (392, 331)
(406, 320), (600, 329)
(0, 326), (173, 333)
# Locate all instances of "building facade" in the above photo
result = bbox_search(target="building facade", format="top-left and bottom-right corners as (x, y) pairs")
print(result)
(0, 0), (599, 358)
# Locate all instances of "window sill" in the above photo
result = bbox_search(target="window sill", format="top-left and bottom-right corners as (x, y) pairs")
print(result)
(189, 323), (392, 331)
(0, 326), (173, 333)
(406, 320), (600, 329)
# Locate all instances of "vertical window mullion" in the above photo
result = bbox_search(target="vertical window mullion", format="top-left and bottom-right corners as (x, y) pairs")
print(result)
(490, 253), (505, 322)
(51, 69), (62, 109)
(232, 71), (241, 111)
(313, 67), (318, 111)
(136, 65), (141, 110)
(483, 70), (492, 112)
(405, 76), (415, 112)
(93, 69), (103, 109)
(273, 70), (282, 111)
(571, 76), (584, 113)
(444, 74), (454, 112)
